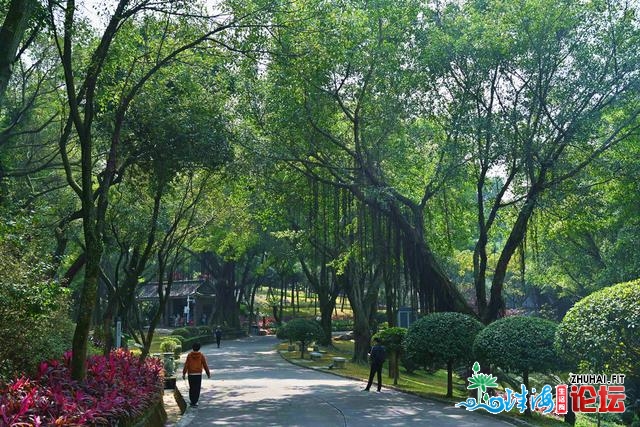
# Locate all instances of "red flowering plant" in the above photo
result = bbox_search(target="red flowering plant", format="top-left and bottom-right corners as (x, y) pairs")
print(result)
(0, 349), (163, 426)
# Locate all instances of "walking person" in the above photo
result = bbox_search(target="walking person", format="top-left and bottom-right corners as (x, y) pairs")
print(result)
(215, 326), (222, 348)
(182, 342), (211, 407)
(363, 337), (386, 392)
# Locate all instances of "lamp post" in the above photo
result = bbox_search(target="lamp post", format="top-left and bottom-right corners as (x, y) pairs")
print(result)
(185, 294), (193, 325)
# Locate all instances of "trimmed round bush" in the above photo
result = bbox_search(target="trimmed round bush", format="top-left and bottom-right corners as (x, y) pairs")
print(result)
(404, 312), (484, 397)
(277, 318), (323, 359)
(555, 279), (640, 381)
(160, 338), (181, 358)
(473, 316), (558, 394)
(374, 327), (406, 385)
(185, 326), (201, 337)
(198, 326), (212, 336)
(560, 280), (640, 425)
(171, 328), (190, 338)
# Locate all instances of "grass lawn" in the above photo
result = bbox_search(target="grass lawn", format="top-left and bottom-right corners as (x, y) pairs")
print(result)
(254, 287), (355, 323)
(277, 341), (625, 427)
(277, 341), (467, 400)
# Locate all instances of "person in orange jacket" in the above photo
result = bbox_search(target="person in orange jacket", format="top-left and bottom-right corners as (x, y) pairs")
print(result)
(182, 342), (211, 407)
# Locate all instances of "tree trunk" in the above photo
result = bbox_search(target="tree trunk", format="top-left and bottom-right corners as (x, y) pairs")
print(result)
(213, 260), (240, 328)
(71, 226), (102, 380)
(447, 359), (453, 398)
(0, 0), (36, 102)
(346, 271), (379, 363)
(317, 295), (336, 346)
(485, 187), (540, 323)
(300, 257), (338, 346)
(389, 350), (400, 385)
(101, 288), (118, 356)
(138, 279), (170, 362)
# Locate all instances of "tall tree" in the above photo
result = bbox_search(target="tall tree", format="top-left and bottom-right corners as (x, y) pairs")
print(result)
(429, 0), (640, 321)
(252, 0), (474, 317)
(49, 0), (271, 379)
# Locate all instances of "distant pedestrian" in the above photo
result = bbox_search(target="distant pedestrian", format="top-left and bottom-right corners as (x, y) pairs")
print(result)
(215, 327), (222, 348)
(182, 342), (211, 407)
(363, 337), (386, 392)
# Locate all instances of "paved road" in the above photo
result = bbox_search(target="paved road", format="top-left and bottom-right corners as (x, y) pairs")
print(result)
(175, 336), (513, 426)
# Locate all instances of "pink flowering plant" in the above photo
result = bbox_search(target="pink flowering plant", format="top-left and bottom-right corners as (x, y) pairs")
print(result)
(0, 349), (164, 426)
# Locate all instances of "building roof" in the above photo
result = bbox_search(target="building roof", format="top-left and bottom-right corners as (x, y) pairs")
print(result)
(136, 279), (215, 300)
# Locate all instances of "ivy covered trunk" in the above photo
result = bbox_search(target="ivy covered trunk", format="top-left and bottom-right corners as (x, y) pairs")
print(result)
(71, 225), (102, 380)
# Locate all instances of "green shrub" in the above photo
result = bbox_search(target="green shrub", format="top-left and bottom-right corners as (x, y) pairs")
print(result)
(171, 328), (190, 338)
(332, 319), (353, 332)
(169, 334), (185, 343)
(185, 326), (201, 337)
(373, 327), (407, 385)
(159, 340), (177, 354)
(0, 239), (74, 381)
(401, 354), (418, 374)
(198, 326), (212, 336)
(556, 279), (640, 416)
(277, 318), (323, 359)
(404, 312), (484, 397)
(473, 315), (558, 413)
(555, 279), (640, 378)
(162, 336), (182, 345)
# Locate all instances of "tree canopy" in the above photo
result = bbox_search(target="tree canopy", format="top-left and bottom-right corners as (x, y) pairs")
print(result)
(1, 0), (639, 395)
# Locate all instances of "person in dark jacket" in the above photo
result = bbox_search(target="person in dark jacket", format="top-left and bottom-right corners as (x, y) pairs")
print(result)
(363, 337), (386, 392)
(215, 327), (222, 348)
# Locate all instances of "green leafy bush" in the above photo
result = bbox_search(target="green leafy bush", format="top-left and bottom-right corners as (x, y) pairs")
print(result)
(373, 327), (407, 385)
(185, 326), (201, 337)
(277, 318), (323, 359)
(169, 334), (185, 343)
(159, 339), (179, 358)
(374, 327), (406, 354)
(473, 316), (558, 398)
(0, 241), (74, 381)
(404, 312), (484, 397)
(556, 279), (640, 417)
(331, 319), (354, 332)
(198, 326), (212, 336)
(555, 279), (640, 378)
(171, 328), (190, 338)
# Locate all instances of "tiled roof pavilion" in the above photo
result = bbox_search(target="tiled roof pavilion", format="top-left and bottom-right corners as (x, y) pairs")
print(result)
(136, 279), (215, 326)
(136, 279), (215, 300)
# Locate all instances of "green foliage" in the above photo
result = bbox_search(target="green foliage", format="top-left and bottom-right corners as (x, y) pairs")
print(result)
(159, 339), (177, 354)
(473, 316), (559, 376)
(332, 319), (354, 332)
(404, 312), (484, 367)
(171, 328), (190, 338)
(277, 318), (323, 358)
(184, 326), (201, 337)
(555, 279), (640, 379)
(0, 240), (74, 381)
(160, 336), (183, 359)
(198, 326), (212, 336)
(373, 327), (406, 355)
